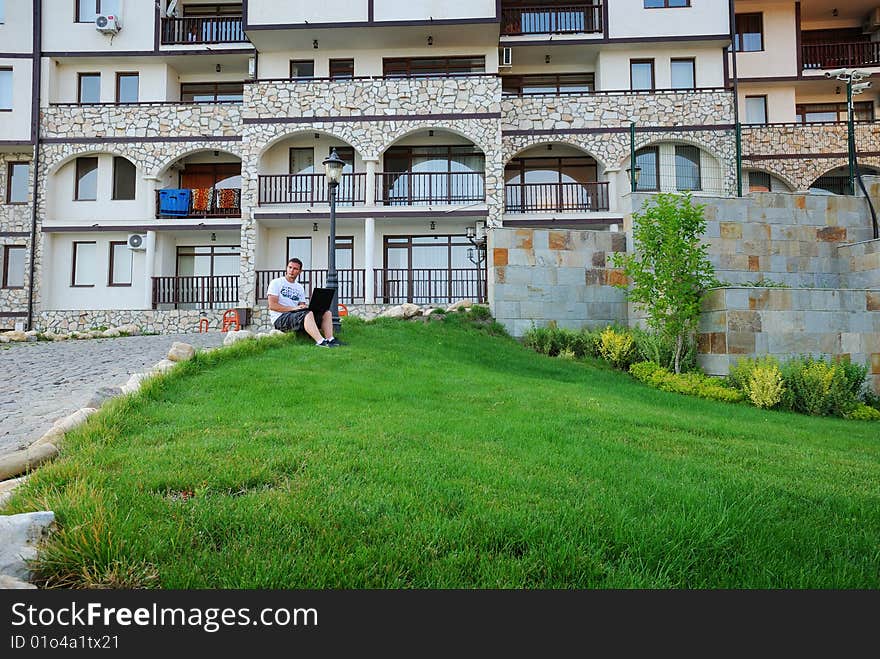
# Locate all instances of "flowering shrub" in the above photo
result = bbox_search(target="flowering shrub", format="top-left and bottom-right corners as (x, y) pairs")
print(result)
(629, 361), (745, 403)
(598, 327), (637, 370)
(845, 404), (880, 421)
(746, 362), (785, 409)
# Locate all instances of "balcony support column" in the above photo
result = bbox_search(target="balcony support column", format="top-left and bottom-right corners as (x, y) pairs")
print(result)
(143, 230), (157, 310)
(603, 168), (620, 213)
(364, 159), (379, 207)
(364, 216), (376, 304)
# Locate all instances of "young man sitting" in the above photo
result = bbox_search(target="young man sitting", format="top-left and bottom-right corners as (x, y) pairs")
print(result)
(267, 258), (342, 347)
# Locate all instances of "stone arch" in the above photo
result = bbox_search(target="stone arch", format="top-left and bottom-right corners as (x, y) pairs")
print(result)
(150, 144), (244, 179)
(742, 166), (797, 192)
(503, 139), (610, 172)
(377, 123), (491, 160)
(254, 127), (365, 164)
(621, 135), (727, 172)
(45, 148), (139, 178)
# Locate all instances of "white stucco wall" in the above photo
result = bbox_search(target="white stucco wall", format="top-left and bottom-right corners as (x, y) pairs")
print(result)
(738, 84), (797, 123)
(608, 0), (729, 38)
(373, 0), (495, 22)
(0, 59), (33, 141)
(42, 0), (156, 53)
(596, 47), (726, 91)
(50, 61), (172, 103)
(246, 0), (494, 26)
(46, 154), (148, 222)
(731, 1), (797, 79)
(0, 0), (34, 53)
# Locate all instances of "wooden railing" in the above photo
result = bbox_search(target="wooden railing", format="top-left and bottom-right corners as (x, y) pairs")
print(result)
(378, 172), (485, 205)
(160, 15), (247, 45)
(802, 41), (880, 70)
(257, 173), (366, 206)
(501, 4), (602, 35)
(155, 188), (241, 219)
(374, 268), (486, 304)
(505, 181), (610, 213)
(151, 275), (239, 309)
(255, 269), (366, 304)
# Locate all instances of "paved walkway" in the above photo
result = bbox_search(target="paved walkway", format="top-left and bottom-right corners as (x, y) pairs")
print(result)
(0, 333), (226, 458)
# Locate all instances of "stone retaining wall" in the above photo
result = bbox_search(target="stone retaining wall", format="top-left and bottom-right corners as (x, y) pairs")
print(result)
(697, 287), (880, 393)
(489, 228), (628, 337)
(36, 308), (269, 335)
(838, 239), (880, 289)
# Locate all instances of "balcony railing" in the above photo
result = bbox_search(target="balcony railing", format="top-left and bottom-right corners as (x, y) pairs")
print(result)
(255, 269), (366, 304)
(151, 275), (239, 309)
(257, 174), (366, 206)
(802, 41), (880, 70)
(501, 4), (602, 36)
(378, 172), (485, 206)
(160, 15), (247, 45)
(505, 181), (610, 213)
(375, 268), (486, 304)
(155, 188), (241, 219)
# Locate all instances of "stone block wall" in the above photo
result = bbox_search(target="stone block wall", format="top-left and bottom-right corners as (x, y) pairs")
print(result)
(37, 307), (270, 335)
(0, 154), (34, 321)
(697, 287), (880, 393)
(489, 228), (628, 337)
(838, 239), (880, 289)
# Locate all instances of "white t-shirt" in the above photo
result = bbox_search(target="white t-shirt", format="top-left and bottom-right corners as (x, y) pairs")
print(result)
(267, 276), (306, 323)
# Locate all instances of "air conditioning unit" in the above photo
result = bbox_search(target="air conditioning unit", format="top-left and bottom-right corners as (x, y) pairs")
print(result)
(863, 8), (880, 33)
(499, 47), (513, 68)
(127, 234), (146, 250)
(95, 14), (121, 35)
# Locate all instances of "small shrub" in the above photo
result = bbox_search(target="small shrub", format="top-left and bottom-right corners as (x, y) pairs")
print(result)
(845, 404), (880, 422)
(747, 362), (785, 409)
(598, 327), (636, 370)
(629, 361), (663, 382)
(522, 325), (599, 359)
(630, 361), (745, 403)
(835, 359), (869, 400)
(466, 304), (492, 320)
(864, 389), (880, 412)
(781, 357), (857, 417)
(557, 348), (577, 361)
(631, 328), (697, 373)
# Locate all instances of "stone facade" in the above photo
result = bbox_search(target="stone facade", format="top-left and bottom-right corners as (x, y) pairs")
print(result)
(697, 287), (880, 393)
(37, 307), (270, 335)
(489, 227), (628, 337)
(0, 153), (34, 322)
(838, 239), (880, 289)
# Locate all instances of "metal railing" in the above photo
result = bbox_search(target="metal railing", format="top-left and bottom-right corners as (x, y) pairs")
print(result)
(802, 41), (880, 70)
(160, 15), (247, 45)
(155, 188), (241, 219)
(374, 268), (486, 304)
(255, 269), (366, 304)
(501, 4), (602, 35)
(151, 275), (239, 309)
(378, 172), (485, 205)
(505, 181), (610, 213)
(257, 173), (366, 206)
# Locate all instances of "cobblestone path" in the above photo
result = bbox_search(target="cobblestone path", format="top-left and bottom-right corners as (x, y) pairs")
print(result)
(0, 333), (226, 457)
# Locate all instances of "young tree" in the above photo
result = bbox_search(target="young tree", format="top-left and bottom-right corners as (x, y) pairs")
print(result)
(610, 193), (715, 374)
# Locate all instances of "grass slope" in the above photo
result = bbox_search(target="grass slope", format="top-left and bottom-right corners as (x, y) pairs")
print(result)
(8, 315), (880, 588)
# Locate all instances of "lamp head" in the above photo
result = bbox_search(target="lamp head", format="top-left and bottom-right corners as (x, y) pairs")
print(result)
(322, 148), (346, 184)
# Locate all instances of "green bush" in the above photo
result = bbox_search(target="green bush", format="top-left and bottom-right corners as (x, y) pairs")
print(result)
(598, 327), (637, 370)
(845, 403), (880, 422)
(747, 362), (785, 409)
(522, 325), (599, 359)
(629, 361), (664, 382)
(780, 357), (858, 417)
(631, 327), (697, 373)
(629, 361), (745, 404)
(836, 359), (869, 400)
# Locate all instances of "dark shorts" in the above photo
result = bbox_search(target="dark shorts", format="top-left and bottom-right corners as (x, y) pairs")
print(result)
(274, 309), (311, 332)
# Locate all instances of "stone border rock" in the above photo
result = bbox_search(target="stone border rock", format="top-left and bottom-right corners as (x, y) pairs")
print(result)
(0, 324), (144, 345)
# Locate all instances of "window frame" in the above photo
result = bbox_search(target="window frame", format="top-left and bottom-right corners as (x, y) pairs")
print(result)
(289, 60), (315, 80)
(674, 144), (702, 192)
(77, 72), (101, 104)
(501, 72), (595, 96)
(745, 95), (768, 125)
(329, 59), (355, 80)
(796, 101), (874, 124)
(630, 59), (655, 91)
(2, 245), (26, 289)
(634, 146), (660, 192)
(6, 161), (29, 205)
(108, 240), (132, 287)
(734, 13), (764, 53)
(0, 67), (13, 111)
(670, 58), (696, 90)
(644, 0), (690, 7)
(71, 241), (97, 287)
(382, 56), (486, 78)
(74, 156), (99, 201)
(76, 0), (119, 23)
(115, 72), (139, 104)
(112, 156), (136, 201)
(179, 81), (244, 103)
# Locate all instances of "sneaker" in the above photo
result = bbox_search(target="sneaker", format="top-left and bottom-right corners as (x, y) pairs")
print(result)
(315, 339), (332, 348)
(327, 337), (347, 347)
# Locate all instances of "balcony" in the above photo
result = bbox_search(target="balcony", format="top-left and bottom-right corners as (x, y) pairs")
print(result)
(160, 15), (248, 45)
(257, 174), (367, 206)
(501, 4), (602, 36)
(255, 269), (367, 304)
(802, 41), (880, 70)
(156, 188), (241, 219)
(374, 268), (486, 304)
(378, 172), (485, 206)
(151, 275), (239, 310)
(505, 181), (610, 213)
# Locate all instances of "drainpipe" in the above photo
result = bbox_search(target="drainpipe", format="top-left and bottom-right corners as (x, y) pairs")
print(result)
(728, 0), (742, 197)
(26, 0), (43, 331)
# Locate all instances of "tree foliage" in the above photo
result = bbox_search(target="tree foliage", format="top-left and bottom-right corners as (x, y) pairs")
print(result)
(610, 193), (715, 373)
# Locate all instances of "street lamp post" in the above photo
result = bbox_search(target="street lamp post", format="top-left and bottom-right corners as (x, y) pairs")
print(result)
(466, 223), (487, 303)
(322, 148), (346, 331)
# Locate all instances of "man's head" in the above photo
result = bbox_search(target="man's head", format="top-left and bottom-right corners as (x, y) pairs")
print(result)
(285, 258), (303, 281)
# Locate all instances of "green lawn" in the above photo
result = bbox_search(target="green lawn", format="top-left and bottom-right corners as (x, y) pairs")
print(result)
(8, 314), (880, 588)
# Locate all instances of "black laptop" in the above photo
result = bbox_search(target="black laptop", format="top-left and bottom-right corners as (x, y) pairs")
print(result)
(306, 287), (335, 315)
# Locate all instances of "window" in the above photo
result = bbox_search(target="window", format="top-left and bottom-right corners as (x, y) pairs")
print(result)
(6, 162), (28, 204)
(504, 156), (600, 212)
(180, 82), (244, 103)
(290, 60), (315, 79)
(76, 0), (120, 22)
(2, 245), (25, 289)
(108, 241), (132, 286)
(644, 0), (689, 6)
(0, 68), (12, 110)
(329, 59), (354, 80)
(286, 237), (312, 270)
(630, 60), (654, 91)
(78, 73), (100, 104)
(671, 58), (695, 90)
(502, 73), (594, 95)
(116, 73), (139, 103)
(383, 57), (485, 78)
(674, 145), (701, 191)
(796, 102), (874, 123)
(330, 235), (354, 270)
(745, 96), (768, 124)
(734, 13), (763, 52)
(634, 147), (659, 191)
(112, 157), (136, 200)
(75, 157), (98, 201)
(748, 171), (771, 193)
(71, 241), (97, 287)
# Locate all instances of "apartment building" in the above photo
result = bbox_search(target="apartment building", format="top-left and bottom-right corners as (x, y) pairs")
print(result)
(0, 1), (873, 331)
